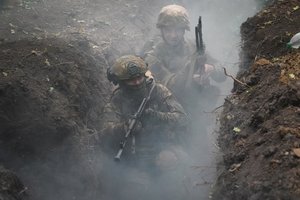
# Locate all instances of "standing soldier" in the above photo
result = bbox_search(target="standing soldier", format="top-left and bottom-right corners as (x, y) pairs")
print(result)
(143, 4), (226, 115)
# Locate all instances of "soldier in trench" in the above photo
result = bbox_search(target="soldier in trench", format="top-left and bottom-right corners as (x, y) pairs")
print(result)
(100, 55), (190, 199)
(141, 4), (227, 153)
(142, 4), (226, 118)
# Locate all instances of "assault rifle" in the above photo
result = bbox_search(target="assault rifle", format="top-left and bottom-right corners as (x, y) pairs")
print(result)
(195, 16), (206, 75)
(195, 16), (205, 55)
(114, 80), (156, 161)
(186, 16), (206, 87)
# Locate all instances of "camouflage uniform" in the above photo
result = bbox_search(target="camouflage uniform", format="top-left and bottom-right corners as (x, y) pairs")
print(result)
(143, 4), (226, 115)
(101, 55), (188, 172)
(100, 55), (194, 200)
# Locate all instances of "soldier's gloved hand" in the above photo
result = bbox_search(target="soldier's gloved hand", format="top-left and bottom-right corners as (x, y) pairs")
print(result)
(144, 108), (159, 118)
(144, 108), (168, 122)
(193, 64), (215, 87)
(124, 119), (143, 134)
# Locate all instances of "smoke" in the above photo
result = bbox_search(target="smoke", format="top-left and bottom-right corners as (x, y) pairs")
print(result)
(0, 0), (264, 199)
(95, 0), (262, 199)
(51, 0), (262, 199)
(180, 0), (261, 198)
(96, 0), (262, 200)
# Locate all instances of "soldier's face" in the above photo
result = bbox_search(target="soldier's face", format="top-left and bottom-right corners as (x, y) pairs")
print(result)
(161, 26), (185, 47)
(124, 75), (145, 89)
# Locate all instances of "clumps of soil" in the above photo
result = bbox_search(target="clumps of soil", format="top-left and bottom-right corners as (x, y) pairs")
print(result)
(213, 0), (300, 199)
(215, 56), (300, 199)
(0, 37), (111, 199)
(240, 0), (300, 68)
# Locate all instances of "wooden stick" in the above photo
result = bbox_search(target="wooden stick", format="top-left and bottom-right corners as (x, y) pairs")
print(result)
(223, 67), (250, 88)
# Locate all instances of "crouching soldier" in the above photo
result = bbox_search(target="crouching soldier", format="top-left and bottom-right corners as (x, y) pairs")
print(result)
(100, 55), (190, 199)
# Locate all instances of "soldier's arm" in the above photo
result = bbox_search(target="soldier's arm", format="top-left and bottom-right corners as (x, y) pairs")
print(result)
(145, 84), (188, 128)
(98, 101), (127, 153)
(101, 102), (125, 136)
(100, 98), (127, 151)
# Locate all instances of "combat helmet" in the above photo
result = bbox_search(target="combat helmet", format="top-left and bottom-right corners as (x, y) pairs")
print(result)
(156, 4), (190, 31)
(107, 55), (148, 85)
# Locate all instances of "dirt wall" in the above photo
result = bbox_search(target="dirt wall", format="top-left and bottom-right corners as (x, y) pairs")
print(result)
(0, 37), (111, 199)
(213, 0), (300, 199)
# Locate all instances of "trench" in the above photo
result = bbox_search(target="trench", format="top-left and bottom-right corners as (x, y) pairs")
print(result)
(95, 1), (264, 199)
(0, 0), (267, 199)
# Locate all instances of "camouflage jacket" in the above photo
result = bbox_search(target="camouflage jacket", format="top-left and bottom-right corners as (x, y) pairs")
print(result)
(143, 38), (225, 110)
(144, 39), (196, 86)
(100, 79), (188, 163)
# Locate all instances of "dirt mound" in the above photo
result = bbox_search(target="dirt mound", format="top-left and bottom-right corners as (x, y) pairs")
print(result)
(213, 0), (300, 199)
(0, 0), (164, 199)
(0, 37), (110, 199)
(240, 0), (300, 68)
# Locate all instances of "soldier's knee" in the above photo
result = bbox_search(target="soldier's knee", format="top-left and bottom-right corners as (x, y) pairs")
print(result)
(155, 150), (179, 171)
